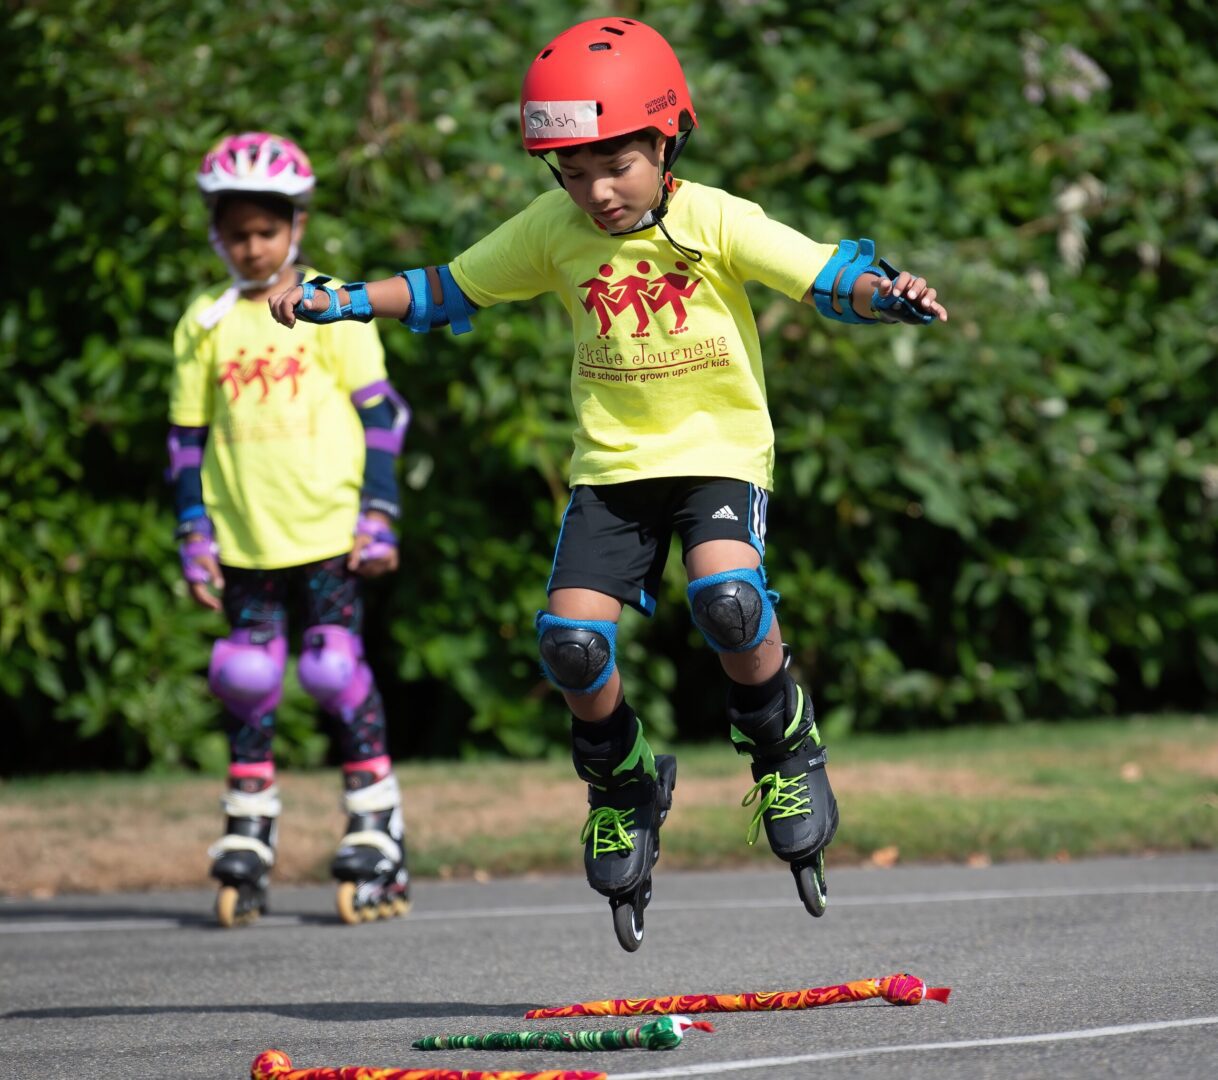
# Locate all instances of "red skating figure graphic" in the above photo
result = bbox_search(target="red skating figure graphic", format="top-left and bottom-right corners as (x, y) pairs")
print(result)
(217, 360), (243, 403)
(645, 261), (700, 334)
(244, 356), (274, 402)
(579, 259), (702, 338)
(579, 262), (656, 338)
(217, 347), (301, 403)
(273, 349), (308, 400)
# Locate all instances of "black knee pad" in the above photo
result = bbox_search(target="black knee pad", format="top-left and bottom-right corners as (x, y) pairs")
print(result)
(687, 568), (775, 653)
(536, 612), (618, 694)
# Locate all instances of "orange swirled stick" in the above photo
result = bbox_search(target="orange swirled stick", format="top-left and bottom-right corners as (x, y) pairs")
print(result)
(250, 1049), (606, 1080)
(524, 973), (951, 1020)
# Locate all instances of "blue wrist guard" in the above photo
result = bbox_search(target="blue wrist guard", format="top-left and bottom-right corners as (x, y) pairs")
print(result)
(295, 275), (374, 324)
(870, 258), (936, 326)
(399, 265), (476, 335)
(812, 238), (882, 324)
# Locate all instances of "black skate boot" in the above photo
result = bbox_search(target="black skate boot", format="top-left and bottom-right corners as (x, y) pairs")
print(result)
(208, 778), (280, 928)
(331, 772), (411, 925)
(729, 646), (838, 916)
(574, 706), (677, 952)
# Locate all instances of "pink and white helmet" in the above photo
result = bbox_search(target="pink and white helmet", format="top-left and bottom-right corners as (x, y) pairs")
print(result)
(196, 132), (315, 207)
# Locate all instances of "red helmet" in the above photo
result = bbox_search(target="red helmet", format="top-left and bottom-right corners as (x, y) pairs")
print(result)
(520, 18), (697, 154)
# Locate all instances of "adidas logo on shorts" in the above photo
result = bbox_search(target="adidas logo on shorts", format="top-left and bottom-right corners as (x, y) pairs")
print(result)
(711, 505), (739, 521)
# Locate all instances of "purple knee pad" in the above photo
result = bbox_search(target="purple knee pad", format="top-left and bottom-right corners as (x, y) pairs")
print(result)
(208, 631), (286, 722)
(297, 625), (373, 715)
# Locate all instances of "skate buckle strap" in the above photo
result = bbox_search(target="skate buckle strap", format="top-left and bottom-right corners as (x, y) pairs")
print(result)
(207, 833), (277, 866)
(581, 806), (637, 858)
(742, 772), (812, 847)
(340, 773), (400, 814)
(336, 828), (402, 864)
(220, 784), (282, 819)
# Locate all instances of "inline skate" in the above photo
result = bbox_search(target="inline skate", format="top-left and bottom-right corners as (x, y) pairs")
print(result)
(332, 773), (411, 924)
(730, 647), (838, 916)
(209, 779), (280, 928)
(575, 716), (677, 952)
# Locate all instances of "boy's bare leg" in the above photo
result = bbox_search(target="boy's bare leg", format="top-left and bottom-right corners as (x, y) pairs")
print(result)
(685, 538), (784, 684)
(547, 587), (624, 722)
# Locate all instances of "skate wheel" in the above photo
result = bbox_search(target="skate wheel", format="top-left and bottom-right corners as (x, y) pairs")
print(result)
(216, 885), (240, 928)
(336, 881), (361, 926)
(612, 898), (645, 952)
(793, 852), (827, 918)
(216, 884), (261, 928)
(390, 896), (411, 917)
(377, 900), (396, 920)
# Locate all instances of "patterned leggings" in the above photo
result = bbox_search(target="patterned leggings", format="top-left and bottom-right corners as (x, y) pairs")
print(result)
(219, 554), (387, 765)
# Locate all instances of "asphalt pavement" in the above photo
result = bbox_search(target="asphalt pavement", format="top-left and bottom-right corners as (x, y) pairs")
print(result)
(2, 853), (1216, 1079)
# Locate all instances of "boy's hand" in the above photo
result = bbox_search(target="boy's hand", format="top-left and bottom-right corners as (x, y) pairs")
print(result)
(268, 280), (346, 328)
(181, 533), (225, 611)
(268, 283), (307, 327)
(872, 265), (948, 323)
(349, 510), (399, 578)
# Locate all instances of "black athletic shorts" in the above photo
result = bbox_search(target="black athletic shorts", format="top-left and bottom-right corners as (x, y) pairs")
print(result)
(546, 477), (770, 615)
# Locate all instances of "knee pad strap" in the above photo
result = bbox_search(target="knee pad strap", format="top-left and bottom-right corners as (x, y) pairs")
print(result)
(208, 631), (286, 722)
(536, 612), (618, 694)
(687, 567), (777, 653)
(298, 625), (373, 715)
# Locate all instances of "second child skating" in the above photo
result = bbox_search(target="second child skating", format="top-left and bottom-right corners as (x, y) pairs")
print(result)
(169, 132), (413, 927)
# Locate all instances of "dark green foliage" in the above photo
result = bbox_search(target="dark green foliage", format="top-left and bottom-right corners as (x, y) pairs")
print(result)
(3, 0), (1216, 772)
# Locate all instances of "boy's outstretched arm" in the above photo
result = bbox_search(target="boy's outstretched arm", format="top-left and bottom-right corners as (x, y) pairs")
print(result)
(269, 276), (412, 328)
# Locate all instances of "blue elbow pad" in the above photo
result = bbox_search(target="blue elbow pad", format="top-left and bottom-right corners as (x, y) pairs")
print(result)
(812, 238), (882, 324)
(398, 265), (477, 335)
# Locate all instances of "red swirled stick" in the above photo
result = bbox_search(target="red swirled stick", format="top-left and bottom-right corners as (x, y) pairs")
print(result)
(250, 1049), (606, 1080)
(524, 973), (951, 1020)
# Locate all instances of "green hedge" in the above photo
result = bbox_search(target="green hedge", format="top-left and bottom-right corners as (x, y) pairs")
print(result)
(3, 0), (1216, 772)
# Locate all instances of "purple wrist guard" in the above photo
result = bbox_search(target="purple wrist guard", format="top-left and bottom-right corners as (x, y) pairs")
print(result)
(178, 515), (218, 584)
(354, 513), (397, 563)
(180, 538), (219, 584)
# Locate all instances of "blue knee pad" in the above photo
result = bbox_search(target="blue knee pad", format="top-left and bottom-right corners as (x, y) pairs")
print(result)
(687, 567), (777, 653)
(208, 630), (287, 722)
(536, 612), (618, 694)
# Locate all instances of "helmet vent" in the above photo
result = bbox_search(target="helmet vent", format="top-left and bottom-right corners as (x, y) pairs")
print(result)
(589, 42), (610, 50)
(539, 48), (552, 59)
(600, 26), (625, 35)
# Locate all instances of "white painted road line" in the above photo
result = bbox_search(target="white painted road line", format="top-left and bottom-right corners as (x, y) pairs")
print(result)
(1, 881), (1215, 935)
(612, 1016), (1218, 1078)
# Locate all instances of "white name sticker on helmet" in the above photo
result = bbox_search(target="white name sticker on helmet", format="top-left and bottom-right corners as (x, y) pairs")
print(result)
(523, 100), (599, 140)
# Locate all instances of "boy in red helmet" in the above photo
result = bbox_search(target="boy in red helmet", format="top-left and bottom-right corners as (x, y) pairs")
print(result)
(270, 18), (947, 951)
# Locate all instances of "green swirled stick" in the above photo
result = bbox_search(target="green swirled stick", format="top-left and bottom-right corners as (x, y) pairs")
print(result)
(412, 1016), (714, 1052)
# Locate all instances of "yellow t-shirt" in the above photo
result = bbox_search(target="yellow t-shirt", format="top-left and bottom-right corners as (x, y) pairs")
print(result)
(449, 181), (836, 489)
(169, 276), (387, 569)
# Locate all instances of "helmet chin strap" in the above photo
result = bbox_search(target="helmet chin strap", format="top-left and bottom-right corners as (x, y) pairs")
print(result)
(199, 210), (302, 327)
(643, 133), (703, 262)
(544, 129), (703, 261)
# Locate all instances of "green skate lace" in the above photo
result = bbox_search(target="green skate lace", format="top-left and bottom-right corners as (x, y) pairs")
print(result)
(580, 806), (637, 858)
(741, 771), (811, 846)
